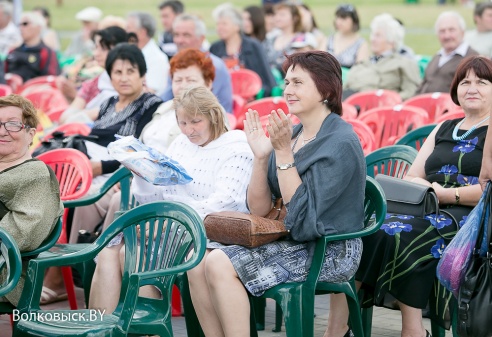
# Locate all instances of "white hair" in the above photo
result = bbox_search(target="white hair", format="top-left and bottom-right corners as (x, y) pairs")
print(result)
(173, 13), (207, 37)
(212, 3), (242, 29)
(434, 11), (466, 33)
(370, 13), (404, 52)
(21, 12), (46, 29)
(0, 1), (13, 17)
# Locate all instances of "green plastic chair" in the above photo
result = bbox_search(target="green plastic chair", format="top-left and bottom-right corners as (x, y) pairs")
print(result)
(0, 229), (22, 298)
(14, 201), (207, 337)
(395, 124), (436, 151)
(63, 166), (132, 305)
(250, 176), (387, 337)
(366, 145), (418, 179)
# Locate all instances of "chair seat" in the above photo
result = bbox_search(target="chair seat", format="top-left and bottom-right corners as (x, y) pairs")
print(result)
(15, 309), (119, 336)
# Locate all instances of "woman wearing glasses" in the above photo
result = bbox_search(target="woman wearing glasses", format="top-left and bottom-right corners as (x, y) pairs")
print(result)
(0, 94), (63, 306)
(326, 4), (369, 69)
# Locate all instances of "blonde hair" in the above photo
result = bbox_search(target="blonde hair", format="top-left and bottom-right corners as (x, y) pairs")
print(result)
(173, 86), (227, 142)
(0, 94), (39, 128)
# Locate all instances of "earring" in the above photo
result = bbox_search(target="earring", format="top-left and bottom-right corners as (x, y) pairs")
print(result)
(323, 99), (328, 104)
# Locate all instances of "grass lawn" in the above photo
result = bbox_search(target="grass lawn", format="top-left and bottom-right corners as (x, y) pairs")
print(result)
(23, 0), (476, 56)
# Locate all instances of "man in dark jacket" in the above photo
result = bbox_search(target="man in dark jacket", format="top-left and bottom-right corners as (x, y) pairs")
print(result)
(5, 11), (60, 82)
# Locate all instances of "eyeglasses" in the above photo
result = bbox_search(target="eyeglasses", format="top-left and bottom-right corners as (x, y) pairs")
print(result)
(0, 121), (29, 132)
(18, 21), (30, 27)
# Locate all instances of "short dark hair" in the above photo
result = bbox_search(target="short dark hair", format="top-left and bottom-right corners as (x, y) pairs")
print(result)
(450, 56), (492, 106)
(282, 51), (343, 115)
(106, 43), (147, 78)
(158, 0), (184, 14)
(93, 26), (130, 50)
(474, 1), (492, 17)
(335, 4), (360, 32)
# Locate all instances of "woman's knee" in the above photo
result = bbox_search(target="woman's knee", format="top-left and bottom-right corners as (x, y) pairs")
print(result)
(204, 250), (236, 283)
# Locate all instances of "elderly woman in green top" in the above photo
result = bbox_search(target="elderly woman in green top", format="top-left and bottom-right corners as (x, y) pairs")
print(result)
(0, 94), (63, 305)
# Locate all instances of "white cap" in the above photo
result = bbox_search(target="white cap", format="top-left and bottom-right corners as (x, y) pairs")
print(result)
(291, 32), (318, 49)
(75, 7), (102, 22)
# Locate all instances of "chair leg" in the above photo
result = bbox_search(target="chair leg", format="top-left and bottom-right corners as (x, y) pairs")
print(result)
(61, 266), (77, 310)
(273, 302), (282, 332)
(346, 293), (364, 337)
(172, 285), (182, 317)
(251, 297), (265, 331)
(361, 307), (373, 337)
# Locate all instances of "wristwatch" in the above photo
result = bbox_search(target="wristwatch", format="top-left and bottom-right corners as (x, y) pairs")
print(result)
(276, 162), (296, 170)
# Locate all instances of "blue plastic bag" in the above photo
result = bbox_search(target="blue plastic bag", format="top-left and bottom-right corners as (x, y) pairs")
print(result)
(437, 186), (489, 298)
(108, 135), (192, 186)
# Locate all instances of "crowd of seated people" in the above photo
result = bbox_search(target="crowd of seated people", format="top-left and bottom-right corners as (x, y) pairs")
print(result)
(3, 2), (492, 337)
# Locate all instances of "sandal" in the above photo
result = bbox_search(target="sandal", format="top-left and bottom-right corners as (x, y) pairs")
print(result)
(40, 286), (68, 305)
(425, 330), (432, 337)
(343, 329), (354, 337)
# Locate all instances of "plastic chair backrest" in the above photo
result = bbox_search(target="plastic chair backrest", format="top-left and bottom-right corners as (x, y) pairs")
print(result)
(344, 89), (402, 114)
(395, 124), (437, 151)
(42, 123), (92, 141)
(14, 201), (207, 337)
(347, 119), (377, 155)
(342, 102), (358, 120)
(403, 92), (457, 123)
(0, 229), (22, 298)
(237, 97), (291, 130)
(0, 84), (13, 96)
(5, 73), (23, 93)
(358, 105), (429, 148)
(37, 148), (93, 201)
(17, 75), (57, 94)
(435, 109), (465, 123)
(22, 87), (68, 115)
(366, 144), (418, 178)
(230, 69), (263, 101)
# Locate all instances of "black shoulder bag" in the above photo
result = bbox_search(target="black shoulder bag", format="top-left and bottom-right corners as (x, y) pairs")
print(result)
(457, 183), (492, 337)
(375, 174), (439, 218)
(32, 131), (98, 158)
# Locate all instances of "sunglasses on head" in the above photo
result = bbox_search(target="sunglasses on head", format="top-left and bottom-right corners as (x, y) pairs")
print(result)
(337, 4), (355, 12)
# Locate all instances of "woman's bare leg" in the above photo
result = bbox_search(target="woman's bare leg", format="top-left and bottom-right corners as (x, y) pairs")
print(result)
(324, 281), (362, 337)
(88, 243), (124, 313)
(205, 250), (250, 337)
(188, 250), (225, 337)
(400, 302), (426, 337)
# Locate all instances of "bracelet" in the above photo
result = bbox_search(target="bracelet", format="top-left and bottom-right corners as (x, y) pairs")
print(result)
(276, 162), (296, 170)
(455, 188), (460, 205)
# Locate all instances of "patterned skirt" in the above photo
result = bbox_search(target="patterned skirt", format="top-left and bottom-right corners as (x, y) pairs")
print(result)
(208, 238), (362, 297)
(356, 206), (471, 329)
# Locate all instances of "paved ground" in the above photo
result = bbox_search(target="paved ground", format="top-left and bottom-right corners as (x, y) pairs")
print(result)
(0, 287), (453, 337)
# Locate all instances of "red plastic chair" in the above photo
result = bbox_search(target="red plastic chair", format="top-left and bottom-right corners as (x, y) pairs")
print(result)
(238, 97), (291, 130)
(230, 69), (262, 102)
(37, 148), (93, 310)
(358, 105), (429, 149)
(4, 73), (23, 93)
(0, 84), (13, 96)
(22, 87), (69, 116)
(435, 108), (465, 123)
(402, 92), (457, 123)
(344, 89), (402, 115)
(347, 119), (377, 155)
(342, 102), (358, 120)
(42, 123), (92, 141)
(17, 75), (58, 95)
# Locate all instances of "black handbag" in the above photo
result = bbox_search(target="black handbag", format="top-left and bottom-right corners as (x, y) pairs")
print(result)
(375, 174), (439, 217)
(32, 131), (98, 158)
(457, 183), (492, 337)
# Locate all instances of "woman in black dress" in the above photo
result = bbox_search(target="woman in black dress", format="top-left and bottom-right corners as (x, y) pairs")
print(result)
(332, 56), (492, 337)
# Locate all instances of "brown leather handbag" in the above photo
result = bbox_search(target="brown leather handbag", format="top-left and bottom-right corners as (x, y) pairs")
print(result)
(204, 199), (289, 248)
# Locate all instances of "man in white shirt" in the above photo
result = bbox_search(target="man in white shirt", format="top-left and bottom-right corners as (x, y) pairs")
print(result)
(126, 11), (169, 96)
(465, 1), (492, 58)
(0, 1), (21, 56)
(417, 11), (478, 95)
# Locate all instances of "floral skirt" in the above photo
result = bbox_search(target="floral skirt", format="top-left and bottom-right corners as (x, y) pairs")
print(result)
(356, 206), (471, 329)
(208, 238), (362, 297)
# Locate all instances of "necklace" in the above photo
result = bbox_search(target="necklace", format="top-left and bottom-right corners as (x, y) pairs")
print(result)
(302, 134), (316, 145)
(291, 128), (317, 151)
(291, 129), (303, 151)
(452, 116), (490, 141)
